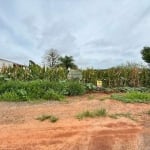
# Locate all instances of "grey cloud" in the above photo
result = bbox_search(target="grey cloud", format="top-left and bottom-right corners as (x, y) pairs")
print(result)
(84, 38), (116, 48)
(0, 0), (150, 68)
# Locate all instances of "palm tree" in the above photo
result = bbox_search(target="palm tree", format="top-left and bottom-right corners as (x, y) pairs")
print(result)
(58, 56), (78, 69)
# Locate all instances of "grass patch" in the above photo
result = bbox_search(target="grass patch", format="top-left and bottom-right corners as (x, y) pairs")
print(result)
(76, 108), (107, 120)
(109, 114), (118, 119)
(99, 96), (110, 101)
(111, 91), (150, 103)
(87, 95), (95, 100)
(36, 114), (58, 123)
(146, 110), (150, 115)
(109, 112), (135, 120)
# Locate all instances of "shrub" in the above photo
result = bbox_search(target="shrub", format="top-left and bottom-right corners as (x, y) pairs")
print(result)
(85, 83), (97, 91)
(67, 81), (86, 96)
(16, 89), (29, 100)
(43, 89), (64, 101)
(0, 80), (86, 101)
(0, 91), (20, 101)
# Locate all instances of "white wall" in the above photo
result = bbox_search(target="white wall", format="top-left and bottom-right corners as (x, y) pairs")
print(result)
(0, 60), (14, 69)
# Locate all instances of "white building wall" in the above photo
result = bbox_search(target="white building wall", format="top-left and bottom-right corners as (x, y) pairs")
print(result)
(0, 60), (14, 69)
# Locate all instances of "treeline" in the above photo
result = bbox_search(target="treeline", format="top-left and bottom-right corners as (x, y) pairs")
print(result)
(0, 61), (150, 87)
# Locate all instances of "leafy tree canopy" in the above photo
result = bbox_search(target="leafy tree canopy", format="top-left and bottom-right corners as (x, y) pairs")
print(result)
(58, 55), (78, 69)
(141, 47), (150, 67)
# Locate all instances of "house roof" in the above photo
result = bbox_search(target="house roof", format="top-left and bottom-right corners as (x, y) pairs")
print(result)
(0, 58), (26, 67)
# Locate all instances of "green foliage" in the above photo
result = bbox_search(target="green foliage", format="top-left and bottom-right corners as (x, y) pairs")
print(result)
(109, 113), (134, 120)
(82, 64), (150, 87)
(76, 110), (94, 119)
(0, 80), (86, 101)
(141, 47), (150, 65)
(85, 83), (97, 91)
(58, 55), (78, 69)
(66, 81), (86, 96)
(36, 115), (51, 121)
(94, 109), (107, 117)
(49, 115), (59, 122)
(43, 89), (64, 101)
(111, 91), (150, 103)
(147, 110), (150, 115)
(0, 63), (67, 81)
(87, 95), (95, 100)
(36, 114), (58, 123)
(82, 68), (98, 84)
(76, 108), (107, 120)
(96, 87), (150, 93)
(0, 61), (150, 88)
(0, 91), (20, 101)
(16, 89), (28, 100)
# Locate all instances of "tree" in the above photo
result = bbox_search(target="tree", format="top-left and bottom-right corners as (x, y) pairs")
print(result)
(58, 55), (78, 69)
(43, 49), (59, 67)
(141, 47), (150, 67)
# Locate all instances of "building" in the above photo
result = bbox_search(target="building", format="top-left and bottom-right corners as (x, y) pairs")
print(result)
(0, 58), (25, 70)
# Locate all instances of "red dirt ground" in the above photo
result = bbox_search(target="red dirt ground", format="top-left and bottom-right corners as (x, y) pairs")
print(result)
(0, 93), (149, 150)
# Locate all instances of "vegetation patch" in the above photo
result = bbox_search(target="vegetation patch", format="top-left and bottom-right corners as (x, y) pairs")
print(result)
(87, 95), (95, 100)
(76, 108), (107, 120)
(146, 110), (150, 115)
(109, 112), (135, 120)
(36, 114), (58, 123)
(111, 91), (150, 103)
(99, 96), (110, 101)
(0, 80), (86, 101)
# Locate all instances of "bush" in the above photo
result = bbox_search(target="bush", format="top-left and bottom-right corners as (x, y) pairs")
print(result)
(43, 89), (64, 101)
(67, 81), (86, 96)
(16, 89), (29, 100)
(84, 83), (97, 92)
(0, 91), (20, 101)
(0, 80), (86, 101)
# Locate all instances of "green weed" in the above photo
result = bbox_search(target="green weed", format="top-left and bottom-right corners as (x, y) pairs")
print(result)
(147, 110), (150, 115)
(88, 95), (95, 100)
(109, 112), (135, 120)
(76, 108), (107, 120)
(0, 80), (86, 101)
(36, 114), (58, 123)
(111, 91), (150, 103)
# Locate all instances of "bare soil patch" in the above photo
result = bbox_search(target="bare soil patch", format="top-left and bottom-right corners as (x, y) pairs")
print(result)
(0, 93), (149, 150)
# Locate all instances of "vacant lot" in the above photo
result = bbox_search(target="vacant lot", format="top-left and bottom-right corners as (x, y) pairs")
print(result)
(0, 93), (149, 150)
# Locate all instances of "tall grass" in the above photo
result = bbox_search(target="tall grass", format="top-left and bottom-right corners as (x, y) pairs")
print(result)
(76, 108), (107, 120)
(82, 64), (150, 87)
(0, 62), (150, 87)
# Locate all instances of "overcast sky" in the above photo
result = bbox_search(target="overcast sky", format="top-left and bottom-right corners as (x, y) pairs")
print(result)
(0, 0), (150, 68)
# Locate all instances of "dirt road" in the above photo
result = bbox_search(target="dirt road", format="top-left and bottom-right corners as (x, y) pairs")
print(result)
(0, 93), (149, 150)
